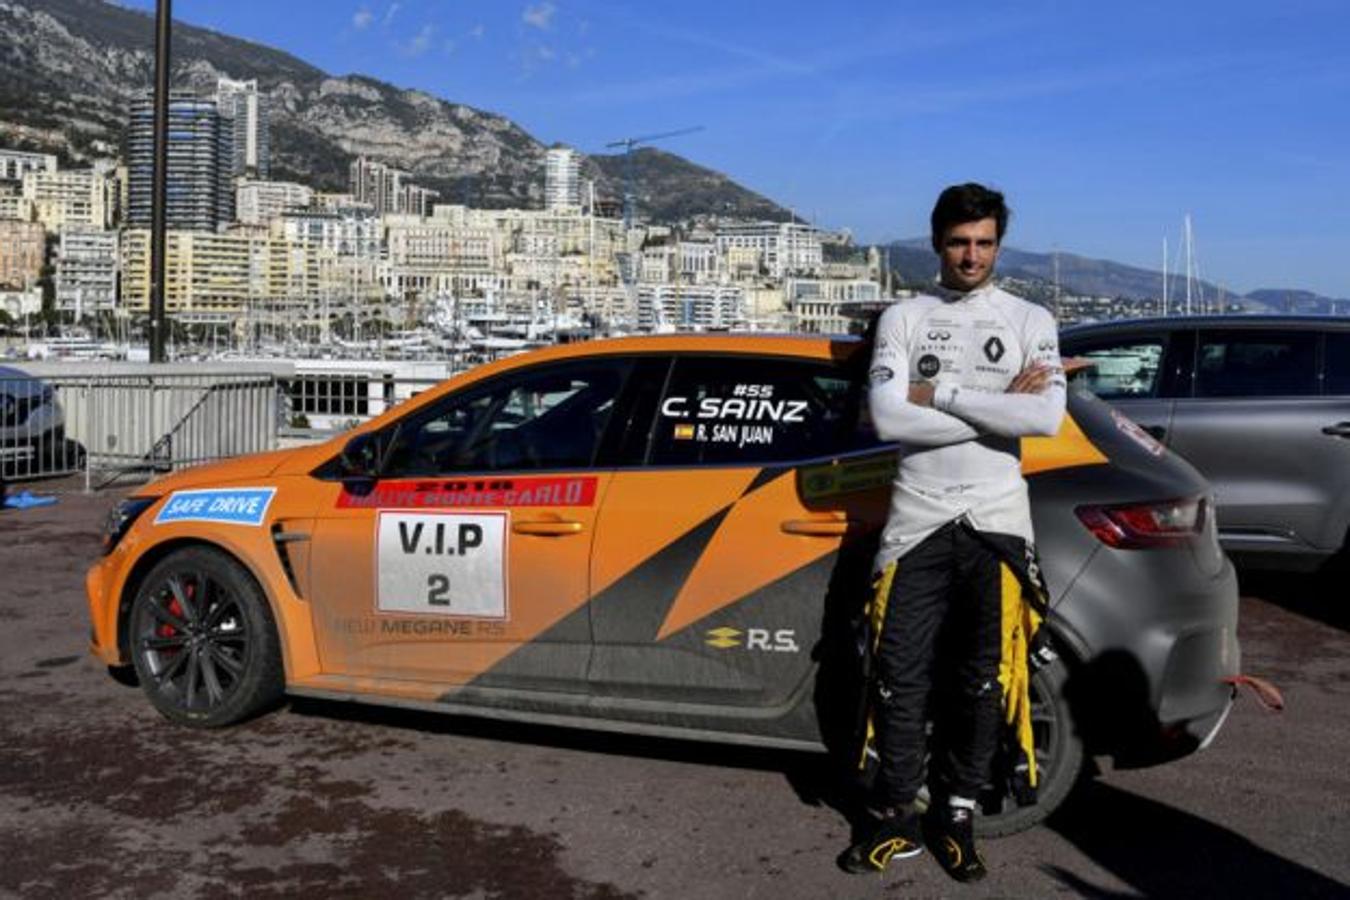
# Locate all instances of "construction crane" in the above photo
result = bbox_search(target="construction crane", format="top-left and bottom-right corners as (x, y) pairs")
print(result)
(605, 126), (704, 230)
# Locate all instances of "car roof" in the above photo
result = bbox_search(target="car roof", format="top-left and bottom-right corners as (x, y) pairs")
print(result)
(1062, 314), (1350, 338)
(487, 332), (864, 369)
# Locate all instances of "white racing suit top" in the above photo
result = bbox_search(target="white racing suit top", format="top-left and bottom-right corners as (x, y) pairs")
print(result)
(867, 282), (1067, 571)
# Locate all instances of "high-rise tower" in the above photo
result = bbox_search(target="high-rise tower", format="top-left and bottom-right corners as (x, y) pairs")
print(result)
(216, 78), (271, 179)
(127, 92), (234, 230)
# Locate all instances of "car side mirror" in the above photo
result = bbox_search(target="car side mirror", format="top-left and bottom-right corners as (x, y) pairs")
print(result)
(339, 432), (385, 480)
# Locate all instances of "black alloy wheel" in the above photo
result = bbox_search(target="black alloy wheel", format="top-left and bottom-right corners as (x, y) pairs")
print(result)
(129, 547), (283, 728)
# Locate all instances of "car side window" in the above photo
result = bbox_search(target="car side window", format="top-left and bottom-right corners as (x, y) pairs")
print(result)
(1069, 340), (1166, 399)
(648, 356), (870, 466)
(1194, 330), (1317, 398)
(1324, 333), (1350, 395)
(383, 360), (629, 476)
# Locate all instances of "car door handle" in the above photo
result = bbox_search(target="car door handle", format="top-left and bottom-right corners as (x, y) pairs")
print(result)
(781, 515), (858, 537)
(1144, 425), (1167, 441)
(512, 520), (584, 536)
(1322, 422), (1350, 438)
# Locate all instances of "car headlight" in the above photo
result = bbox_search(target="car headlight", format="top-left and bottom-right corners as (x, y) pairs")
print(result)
(103, 497), (156, 555)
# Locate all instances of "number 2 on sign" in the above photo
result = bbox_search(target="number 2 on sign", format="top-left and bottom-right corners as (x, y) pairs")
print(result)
(427, 574), (451, 606)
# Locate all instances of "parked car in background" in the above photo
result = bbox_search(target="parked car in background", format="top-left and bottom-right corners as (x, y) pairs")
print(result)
(88, 334), (1243, 837)
(1061, 315), (1350, 572)
(0, 364), (76, 479)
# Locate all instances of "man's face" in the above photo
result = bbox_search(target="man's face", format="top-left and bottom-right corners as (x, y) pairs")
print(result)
(937, 217), (1000, 291)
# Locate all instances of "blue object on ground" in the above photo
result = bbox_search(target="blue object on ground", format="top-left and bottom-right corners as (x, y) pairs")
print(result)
(2, 491), (58, 510)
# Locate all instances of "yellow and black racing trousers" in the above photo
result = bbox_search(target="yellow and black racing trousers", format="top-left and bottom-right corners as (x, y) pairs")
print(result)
(865, 520), (1044, 808)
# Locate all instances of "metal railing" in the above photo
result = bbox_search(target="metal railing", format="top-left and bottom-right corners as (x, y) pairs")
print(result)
(2, 363), (455, 490)
(2, 370), (283, 488)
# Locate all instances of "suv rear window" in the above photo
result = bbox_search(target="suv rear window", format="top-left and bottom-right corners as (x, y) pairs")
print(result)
(1325, 333), (1350, 395)
(1195, 330), (1317, 398)
(649, 356), (869, 465)
(1070, 340), (1165, 399)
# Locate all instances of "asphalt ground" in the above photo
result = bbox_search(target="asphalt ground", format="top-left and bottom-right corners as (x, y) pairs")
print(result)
(1, 488), (1348, 899)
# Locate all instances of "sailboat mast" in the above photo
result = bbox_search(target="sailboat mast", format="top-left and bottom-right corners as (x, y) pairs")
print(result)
(1162, 236), (1169, 316)
(1184, 213), (1194, 316)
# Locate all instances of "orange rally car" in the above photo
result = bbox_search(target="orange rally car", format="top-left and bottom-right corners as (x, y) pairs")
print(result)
(87, 334), (1242, 835)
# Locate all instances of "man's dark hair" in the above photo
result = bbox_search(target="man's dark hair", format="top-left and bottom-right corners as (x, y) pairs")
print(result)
(930, 183), (1010, 252)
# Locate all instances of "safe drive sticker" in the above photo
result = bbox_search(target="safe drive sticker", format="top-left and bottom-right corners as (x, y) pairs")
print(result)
(376, 511), (508, 619)
(154, 488), (276, 527)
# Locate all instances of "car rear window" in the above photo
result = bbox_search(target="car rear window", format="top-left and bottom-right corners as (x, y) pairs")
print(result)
(1194, 330), (1318, 397)
(649, 356), (870, 466)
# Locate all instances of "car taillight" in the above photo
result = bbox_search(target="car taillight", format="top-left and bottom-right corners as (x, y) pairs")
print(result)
(1075, 496), (1205, 549)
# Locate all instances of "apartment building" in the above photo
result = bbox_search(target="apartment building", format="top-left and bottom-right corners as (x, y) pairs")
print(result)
(0, 219), (45, 289)
(544, 146), (581, 212)
(216, 78), (271, 179)
(55, 226), (119, 317)
(349, 157), (438, 217)
(120, 229), (319, 314)
(786, 277), (882, 334)
(715, 222), (824, 279)
(126, 93), (234, 230)
(636, 283), (745, 331)
(22, 167), (115, 230)
(0, 149), (56, 184)
(236, 180), (314, 226)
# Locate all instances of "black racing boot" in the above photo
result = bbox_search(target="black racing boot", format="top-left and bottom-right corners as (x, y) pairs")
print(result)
(838, 809), (923, 874)
(924, 803), (987, 883)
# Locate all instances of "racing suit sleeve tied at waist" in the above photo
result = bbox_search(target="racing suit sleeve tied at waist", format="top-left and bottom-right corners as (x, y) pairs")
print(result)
(855, 525), (1050, 809)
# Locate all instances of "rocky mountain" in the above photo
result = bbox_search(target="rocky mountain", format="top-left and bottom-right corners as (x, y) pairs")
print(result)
(0, 0), (790, 219)
(881, 239), (1349, 313)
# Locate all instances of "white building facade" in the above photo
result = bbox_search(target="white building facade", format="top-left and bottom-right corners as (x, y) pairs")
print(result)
(715, 222), (824, 279)
(55, 226), (119, 317)
(236, 180), (314, 226)
(544, 146), (581, 212)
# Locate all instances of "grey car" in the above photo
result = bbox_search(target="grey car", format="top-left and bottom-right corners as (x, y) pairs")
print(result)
(1061, 315), (1350, 572)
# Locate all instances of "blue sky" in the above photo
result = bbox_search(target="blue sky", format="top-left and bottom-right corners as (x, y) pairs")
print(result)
(120, 0), (1350, 297)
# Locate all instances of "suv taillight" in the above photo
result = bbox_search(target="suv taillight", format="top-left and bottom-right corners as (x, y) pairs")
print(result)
(1075, 496), (1205, 549)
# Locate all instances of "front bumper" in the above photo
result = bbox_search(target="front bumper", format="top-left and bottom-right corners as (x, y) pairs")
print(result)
(86, 552), (126, 666)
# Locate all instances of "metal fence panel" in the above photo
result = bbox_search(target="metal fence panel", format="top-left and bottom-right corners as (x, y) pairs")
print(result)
(3, 361), (455, 490)
(2, 371), (282, 487)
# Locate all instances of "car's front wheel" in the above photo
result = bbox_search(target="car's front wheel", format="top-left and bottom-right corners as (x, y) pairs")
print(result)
(977, 656), (1085, 837)
(129, 547), (283, 728)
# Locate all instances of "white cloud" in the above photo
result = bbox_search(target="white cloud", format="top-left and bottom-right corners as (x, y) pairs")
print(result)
(383, 2), (401, 27)
(469, 23), (486, 40)
(400, 23), (435, 57)
(522, 2), (555, 30)
(352, 7), (374, 30)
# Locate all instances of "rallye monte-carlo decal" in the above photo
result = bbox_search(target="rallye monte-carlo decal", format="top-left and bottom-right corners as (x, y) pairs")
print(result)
(154, 487), (276, 527)
(376, 511), (508, 619)
(339, 475), (598, 509)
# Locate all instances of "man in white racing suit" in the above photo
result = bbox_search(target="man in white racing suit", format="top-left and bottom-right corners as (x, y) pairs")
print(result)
(841, 183), (1065, 880)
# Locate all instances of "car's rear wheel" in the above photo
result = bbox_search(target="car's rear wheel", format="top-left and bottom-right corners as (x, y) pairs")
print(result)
(976, 656), (1085, 837)
(129, 547), (283, 728)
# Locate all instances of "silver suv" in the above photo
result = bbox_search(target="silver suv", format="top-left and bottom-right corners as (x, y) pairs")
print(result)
(0, 364), (69, 478)
(1061, 315), (1350, 571)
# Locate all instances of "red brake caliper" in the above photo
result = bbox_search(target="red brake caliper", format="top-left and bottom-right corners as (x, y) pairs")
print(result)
(158, 595), (186, 641)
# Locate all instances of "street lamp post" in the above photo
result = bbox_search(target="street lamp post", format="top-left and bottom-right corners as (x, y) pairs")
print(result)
(149, 0), (172, 363)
